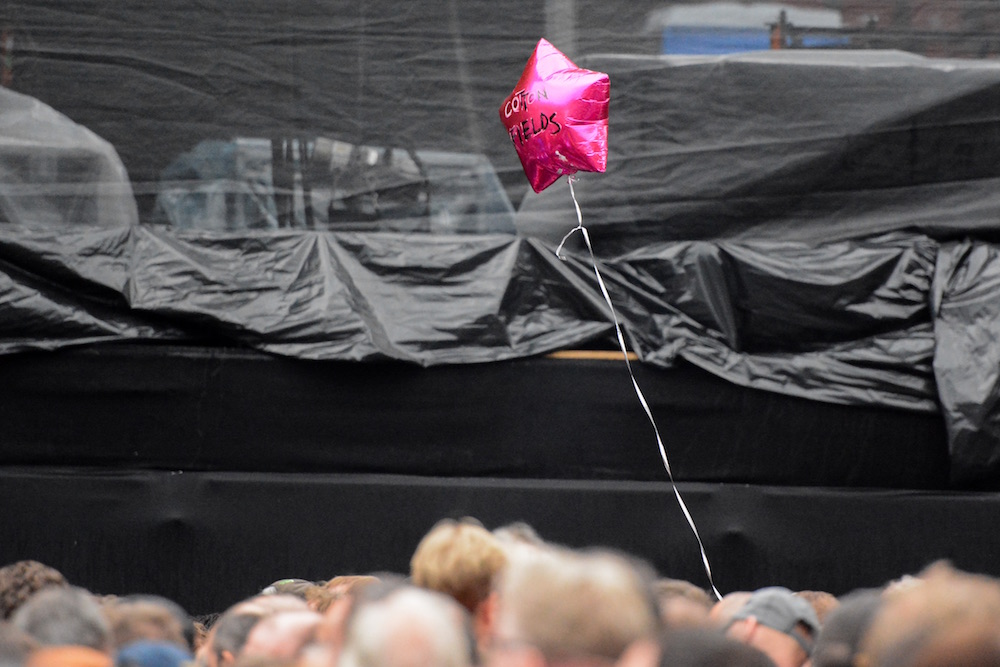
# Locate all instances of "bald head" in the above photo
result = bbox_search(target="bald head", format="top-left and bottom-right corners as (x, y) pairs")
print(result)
(240, 610), (321, 661)
(339, 586), (473, 667)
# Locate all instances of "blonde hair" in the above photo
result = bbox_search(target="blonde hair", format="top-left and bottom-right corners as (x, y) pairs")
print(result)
(410, 518), (507, 614)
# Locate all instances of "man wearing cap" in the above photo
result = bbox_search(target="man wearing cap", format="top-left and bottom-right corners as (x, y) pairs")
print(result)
(724, 587), (820, 667)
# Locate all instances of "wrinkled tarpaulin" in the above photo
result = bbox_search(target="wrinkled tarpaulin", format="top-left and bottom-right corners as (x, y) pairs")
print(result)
(4, 1), (1000, 483)
(1, 224), (992, 482)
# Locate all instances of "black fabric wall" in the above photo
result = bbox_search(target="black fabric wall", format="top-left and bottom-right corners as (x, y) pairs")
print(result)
(4, 468), (996, 617)
(0, 344), (961, 615)
(0, 345), (948, 487)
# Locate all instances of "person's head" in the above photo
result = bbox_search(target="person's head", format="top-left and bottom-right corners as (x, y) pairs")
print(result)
(811, 589), (883, 667)
(260, 579), (334, 614)
(652, 579), (714, 630)
(239, 610), (321, 662)
(492, 523), (545, 549)
(11, 586), (112, 653)
(119, 596), (195, 652)
(724, 586), (820, 667)
(659, 628), (776, 667)
(259, 580), (318, 601)
(197, 611), (263, 667)
(338, 586), (474, 667)
(0, 621), (39, 667)
(884, 618), (1000, 667)
(115, 641), (193, 667)
(708, 592), (752, 629)
(296, 589), (335, 615)
(230, 595), (310, 617)
(315, 576), (383, 650)
(196, 594), (314, 667)
(488, 546), (660, 667)
(858, 562), (1000, 667)
(104, 600), (188, 652)
(796, 590), (840, 626)
(323, 576), (381, 600)
(410, 518), (508, 615)
(192, 614), (219, 654)
(411, 517), (509, 655)
(0, 561), (68, 621)
(26, 647), (111, 667)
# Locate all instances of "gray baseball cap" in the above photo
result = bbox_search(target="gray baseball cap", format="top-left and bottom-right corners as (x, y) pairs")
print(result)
(731, 587), (821, 655)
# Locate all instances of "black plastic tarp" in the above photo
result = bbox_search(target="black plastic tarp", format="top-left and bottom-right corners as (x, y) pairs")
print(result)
(0, 220), (963, 474)
(0, 220), (937, 397)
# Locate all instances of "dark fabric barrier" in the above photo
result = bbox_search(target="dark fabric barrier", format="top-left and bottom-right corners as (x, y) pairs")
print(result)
(2, 467), (997, 616)
(0, 344), (948, 488)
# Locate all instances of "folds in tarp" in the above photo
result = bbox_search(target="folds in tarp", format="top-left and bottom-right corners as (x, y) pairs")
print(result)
(0, 223), (959, 475)
(4, 4), (1000, 484)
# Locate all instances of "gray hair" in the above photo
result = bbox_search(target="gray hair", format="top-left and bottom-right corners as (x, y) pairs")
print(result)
(11, 586), (110, 651)
(339, 586), (473, 667)
(494, 547), (659, 662)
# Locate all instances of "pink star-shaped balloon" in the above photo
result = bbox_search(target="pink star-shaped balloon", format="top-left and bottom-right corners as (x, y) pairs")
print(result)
(499, 39), (610, 193)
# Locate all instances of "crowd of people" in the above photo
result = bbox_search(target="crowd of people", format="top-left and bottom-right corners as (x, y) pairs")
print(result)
(1, 517), (998, 667)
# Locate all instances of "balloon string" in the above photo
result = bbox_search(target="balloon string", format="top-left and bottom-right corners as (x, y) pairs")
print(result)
(557, 177), (722, 601)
